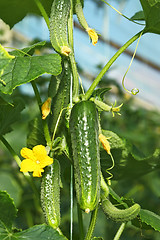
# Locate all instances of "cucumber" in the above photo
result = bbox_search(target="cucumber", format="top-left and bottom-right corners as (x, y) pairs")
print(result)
(50, 0), (71, 56)
(101, 196), (140, 222)
(69, 101), (101, 213)
(41, 159), (61, 229)
(49, 58), (71, 135)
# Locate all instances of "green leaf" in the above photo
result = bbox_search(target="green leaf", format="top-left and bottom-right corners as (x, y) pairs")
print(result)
(140, 0), (160, 34)
(27, 117), (46, 148)
(0, 220), (13, 240)
(130, 10), (145, 21)
(0, 98), (25, 135)
(92, 88), (111, 101)
(139, 209), (160, 231)
(0, 0), (53, 28)
(0, 54), (62, 94)
(0, 191), (17, 229)
(0, 172), (22, 207)
(11, 41), (46, 57)
(14, 224), (68, 240)
(101, 130), (125, 150)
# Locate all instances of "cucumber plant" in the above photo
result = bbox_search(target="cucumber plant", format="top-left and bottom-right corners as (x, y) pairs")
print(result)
(1, 0), (160, 240)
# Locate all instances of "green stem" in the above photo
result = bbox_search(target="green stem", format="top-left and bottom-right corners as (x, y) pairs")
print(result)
(0, 135), (21, 167)
(31, 81), (52, 148)
(85, 205), (98, 240)
(113, 223), (126, 240)
(69, 53), (79, 102)
(68, 0), (79, 102)
(101, 173), (109, 198)
(83, 30), (145, 100)
(34, 0), (50, 29)
(77, 204), (84, 240)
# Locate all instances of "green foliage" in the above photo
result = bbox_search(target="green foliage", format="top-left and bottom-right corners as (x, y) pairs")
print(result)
(0, 191), (17, 229)
(0, 52), (62, 94)
(0, 99), (25, 135)
(140, 0), (160, 33)
(139, 209), (160, 231)
(0, 0), (53, 28)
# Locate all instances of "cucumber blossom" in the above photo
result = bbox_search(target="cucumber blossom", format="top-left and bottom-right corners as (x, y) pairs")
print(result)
(50, 0), (71, 56)
(41, 159), (61, 229)
(69, 101), (101, 213)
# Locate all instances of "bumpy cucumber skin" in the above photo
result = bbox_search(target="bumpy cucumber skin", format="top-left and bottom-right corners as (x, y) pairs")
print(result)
(102, 198), (140, 222)
(41, 159), (61, 229)
(50, 0), (71, 53)
(69, 101), (101, 212)
(49, 59), (71, 134)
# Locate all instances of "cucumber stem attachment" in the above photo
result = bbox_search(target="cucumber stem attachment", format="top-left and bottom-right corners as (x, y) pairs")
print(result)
(85, 205), (99, 240)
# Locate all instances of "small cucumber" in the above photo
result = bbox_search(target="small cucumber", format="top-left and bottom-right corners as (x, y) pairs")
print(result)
(101, 196), (140, 222)
(41, 159), (61, 229)
(49, 58), (71, 135)
(50, 0), (71, 56)
(69, 101), (101, 213)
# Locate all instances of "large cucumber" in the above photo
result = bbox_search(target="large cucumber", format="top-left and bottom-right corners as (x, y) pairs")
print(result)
(69, 101), (101, 213)
(50, 0), (71, 56)
(41, 159), (61, 229)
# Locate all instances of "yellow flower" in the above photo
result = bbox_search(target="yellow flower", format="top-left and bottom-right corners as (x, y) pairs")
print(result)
(41, 97), (52, 120)
(99, 134), (111, 155)
(86, 28), (98, 46)
(20, 145), (53, 177)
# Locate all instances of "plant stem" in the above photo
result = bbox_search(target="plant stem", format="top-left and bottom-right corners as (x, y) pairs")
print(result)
(34, 0), (50, 29)
(113, 223), (126, 240)
(0, 135), (21, 167)
(83, 30), (144, 100)
(101, 173), (109, 198)
(68, 0), (79, 102)
(31, 81), (52, 148)
(77, 204), (84, 240)
(85, 205), (98, 240)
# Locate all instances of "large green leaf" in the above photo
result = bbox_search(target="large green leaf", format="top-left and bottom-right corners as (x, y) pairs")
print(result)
(0, 98), (25, 135)
(0, 0), (53, 28)
(139, 209), (160, 231)
(100, 130), (160, 180)
(0, 223), (68, 240)
(0, 172), (22, 206)
(0, 191), (17, 229)
(14, 224), (68, 240)
(140, 0), (160, 34)
(0, 53), (62, 94)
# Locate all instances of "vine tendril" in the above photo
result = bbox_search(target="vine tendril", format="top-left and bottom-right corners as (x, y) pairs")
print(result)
(122, 30), (143, 95)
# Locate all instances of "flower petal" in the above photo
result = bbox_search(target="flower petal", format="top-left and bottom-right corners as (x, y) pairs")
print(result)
(20, 147), (35, 161)
(32, 145), (47, 161)
(20, 159), (36, 173)
(33, 168), (44, 177)
(87, 28), (98, 46)
(40, 156), (53, 168)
